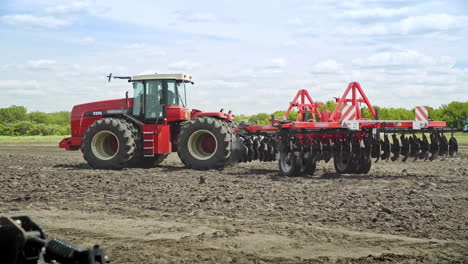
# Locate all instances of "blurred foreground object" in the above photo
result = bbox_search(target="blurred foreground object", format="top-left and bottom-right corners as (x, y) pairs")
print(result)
(0, 216), (110, 264)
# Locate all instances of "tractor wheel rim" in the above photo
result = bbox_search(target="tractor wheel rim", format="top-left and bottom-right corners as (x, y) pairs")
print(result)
(91, 130), (119, 160)
(188, 130), (218, 160)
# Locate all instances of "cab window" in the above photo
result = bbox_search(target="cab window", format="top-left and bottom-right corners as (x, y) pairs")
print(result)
(132, 81), (145, 116)
(145, 80), (163, 118)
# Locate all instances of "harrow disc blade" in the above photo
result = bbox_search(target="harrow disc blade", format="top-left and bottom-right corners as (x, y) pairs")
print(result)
(260, 141), (268, 162)
(351, 136), (361, 156)
(312, 137), (322, 162)
(342, 137), (352, 161)
(322, 137), (332, 163)
(371, 136), (380, 161)
(409, 136), (421, 161)
(380, 134), (391, 161)
(428, 133), (439, 161)
(390, 134), (400, 162)
(252, 138), (261, 160)
(233, 137), (248, 163)
(332, 137), (342, 159)
(270, 138), (278, 161)
(448, 136), (458, 158)
(439, 134), (449, 161)
(400, 135), (410, 162)
(246, 139), (254, 162)
(363, 134), (372, 157)
(419, 134), (429, 160)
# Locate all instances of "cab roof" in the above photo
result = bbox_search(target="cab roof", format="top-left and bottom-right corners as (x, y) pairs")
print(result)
(131, 73), (193, 83)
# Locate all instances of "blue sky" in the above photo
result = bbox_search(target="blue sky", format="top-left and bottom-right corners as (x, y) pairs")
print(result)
(0, 0), (467, 114)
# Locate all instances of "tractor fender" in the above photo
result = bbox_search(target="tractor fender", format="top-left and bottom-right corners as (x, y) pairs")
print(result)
(191, 110), (234, 121)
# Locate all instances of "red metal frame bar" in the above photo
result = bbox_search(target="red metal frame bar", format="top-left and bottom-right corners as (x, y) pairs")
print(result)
(284, 89), (323, 121)
(244, 82), (447, 133)
(330, 82), (376, 121)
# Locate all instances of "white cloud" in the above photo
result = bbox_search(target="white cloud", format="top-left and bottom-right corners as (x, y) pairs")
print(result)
(287, 17), (304, 25)
(203, 80), (244, 90)
(0, 79), (45, 95)
(339, 14), (468, 35)
(0, 80), (40, 89)
(343, 7), (410, 19)
(26, 60), (57, 70)
(352, 50), (455, 68)
(311, 59), (343, 73)
(168, 60), (200, 71)
(264, 58), (286, 69)
(399, 14), (468, 34)
(0, 14), (70, 29)
(45, 0), (94, 15)
(125, 43), (147, 49)
(282, 39), (299, 47)
(123, 43), (166, 56)
(75, 36), (95, 45)
(177, 12), (218, 23)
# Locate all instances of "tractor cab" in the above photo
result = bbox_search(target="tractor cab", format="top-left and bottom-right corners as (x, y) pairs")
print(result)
(130, 74), (193, 123)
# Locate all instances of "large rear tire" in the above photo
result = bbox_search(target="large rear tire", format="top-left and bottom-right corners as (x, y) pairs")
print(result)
(81, 118), (135, 169)
(177, 117), (233, 170)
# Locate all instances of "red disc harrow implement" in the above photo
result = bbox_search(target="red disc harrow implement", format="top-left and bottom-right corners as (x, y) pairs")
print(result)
(233, 82), (458, 176)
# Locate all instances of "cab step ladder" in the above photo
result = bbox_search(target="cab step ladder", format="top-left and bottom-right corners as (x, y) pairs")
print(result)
(142, 128), (156, 158)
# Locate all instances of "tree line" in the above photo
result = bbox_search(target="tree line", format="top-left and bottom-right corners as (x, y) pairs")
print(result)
(0, 101), (466, 136)
(234, 101), (468, 130)
(0, 106), (70, 136)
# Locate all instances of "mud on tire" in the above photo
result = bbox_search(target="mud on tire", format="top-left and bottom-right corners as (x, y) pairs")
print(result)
(177, 117), (233, 170)
(81, 118), (135, 169)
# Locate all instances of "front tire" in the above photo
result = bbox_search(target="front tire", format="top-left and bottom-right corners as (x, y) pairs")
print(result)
(177, 117), (233, 170)
(81, 118), (135, 169)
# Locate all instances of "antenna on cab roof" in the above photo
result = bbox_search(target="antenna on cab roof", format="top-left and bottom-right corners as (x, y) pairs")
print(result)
(107, 73), (131, 82)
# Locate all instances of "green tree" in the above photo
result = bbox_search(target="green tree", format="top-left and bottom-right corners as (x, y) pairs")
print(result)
(319, 101), (337, 113)
(28, 111), (49, 123)
(46, 111), (71, 126)
(248, 113), (270, 124)
(0, 106), (27, 123)
(10, 121), (34, 135)
(438, 101), (468, 129)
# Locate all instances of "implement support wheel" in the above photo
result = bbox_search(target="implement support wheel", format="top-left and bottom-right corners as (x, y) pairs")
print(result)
(333, 153), (356, 174)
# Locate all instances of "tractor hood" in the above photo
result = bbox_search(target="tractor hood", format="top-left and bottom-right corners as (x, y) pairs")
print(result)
(70, 98), (134, 137)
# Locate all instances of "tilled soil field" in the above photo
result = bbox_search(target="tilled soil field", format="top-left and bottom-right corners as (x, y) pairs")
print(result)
(0, 145), (467, 263)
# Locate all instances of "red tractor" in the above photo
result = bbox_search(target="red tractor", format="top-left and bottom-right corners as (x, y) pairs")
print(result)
(59, 73), (236, 170)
